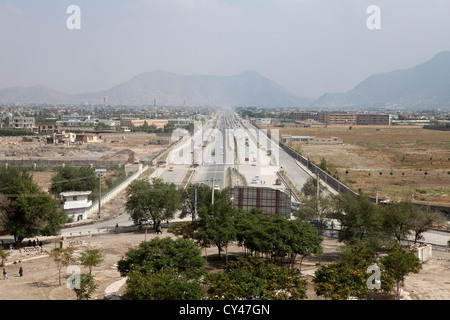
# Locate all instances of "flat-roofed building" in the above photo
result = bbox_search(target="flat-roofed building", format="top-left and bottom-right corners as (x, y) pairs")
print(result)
(356, 113), (391, 125)
(59, 191), (92, 221)
(120, 119), (169, 129)
(1, 113), (35, 130)
(325, 113), (358, 125)
(281, 134), (342, 144)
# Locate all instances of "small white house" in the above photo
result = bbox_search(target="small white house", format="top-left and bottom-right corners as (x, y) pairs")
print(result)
(59, 191), (92, 221)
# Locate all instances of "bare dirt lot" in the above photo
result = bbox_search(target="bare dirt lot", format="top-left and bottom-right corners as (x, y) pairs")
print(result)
(263, 125), (450, 206)
(1, 229), (449, 301)
(0, 133), (166, 165)
(0, 133), (167, 192)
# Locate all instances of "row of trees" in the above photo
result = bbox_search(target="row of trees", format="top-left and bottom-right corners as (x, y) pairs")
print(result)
(49, 246), (104, 300)
(121, 175), (443, 300)
(296, 177), (444, 249)
(312, 242), (421, 300)
(116, 237), (422, 300)
(125, 178), (323, 268)
(293, 177), (440, 299)
(117, 237), (310, 300)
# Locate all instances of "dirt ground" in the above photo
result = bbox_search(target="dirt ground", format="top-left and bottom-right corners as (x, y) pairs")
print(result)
(1, 229), (449, 300)
(0, 133), (165, 164)
(263, 125), (450, 207)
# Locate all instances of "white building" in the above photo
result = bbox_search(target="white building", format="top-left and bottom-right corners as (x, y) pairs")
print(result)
(59, 191), (92, 221)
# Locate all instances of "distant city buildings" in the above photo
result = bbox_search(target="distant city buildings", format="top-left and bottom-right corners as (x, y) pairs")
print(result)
(0, 112), (35, 130)
(289, 111), (391, 126)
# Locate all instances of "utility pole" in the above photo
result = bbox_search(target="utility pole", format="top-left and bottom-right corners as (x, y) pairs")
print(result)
(316, 168), (320, 215)
(194, 184), (198, 221)
(375, 189), (380, 204)
(212, 178), (216, 204)
(95, 169), (106, 219)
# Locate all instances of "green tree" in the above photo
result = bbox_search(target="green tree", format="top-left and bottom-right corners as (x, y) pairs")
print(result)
(0, 167), (67, 245)
(194, 197), (237, 262)
(125, 178), (181, 227)
(297, 176), (335, 235)
(179, 183), (212, 220)
(125, 269), (204, 300)
(49, 166), (98, 200)
(50, 247), (76, 286)
(78, 248), (104, 275)
(410, 208), (445, 243)
(72, 273), (98, 300)
(381, 244), (421, 299)
(313, 244), (393, 300)
(234, 212), (322, 271)
(286, 218), (323, 272)
(296, 193), (335, 235)
(300, 176), (327, 198)
(380, 202), (417, 243)
(117, 237), (206, 280)
(235, 209), (262, 255)
(333, 194), (387, 250)
(117, 237), (206, 300)
(206, 256), (307, 300)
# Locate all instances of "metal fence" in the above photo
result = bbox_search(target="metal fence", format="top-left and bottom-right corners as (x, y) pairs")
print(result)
(252, 122), (357, 197)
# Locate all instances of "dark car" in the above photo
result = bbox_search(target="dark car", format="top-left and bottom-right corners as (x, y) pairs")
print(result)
(309, 220), (329, 228)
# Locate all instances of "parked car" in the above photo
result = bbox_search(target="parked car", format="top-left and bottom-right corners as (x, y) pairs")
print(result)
(134, 218), (153, 228)
(309, 220), (329, 228)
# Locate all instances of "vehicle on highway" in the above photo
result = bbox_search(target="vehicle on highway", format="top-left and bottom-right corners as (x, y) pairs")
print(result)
(214, 185), (220, 191)
(168, 166), (174, 171)
(291, 201), (301, 211)
(157, 161), (167, 167)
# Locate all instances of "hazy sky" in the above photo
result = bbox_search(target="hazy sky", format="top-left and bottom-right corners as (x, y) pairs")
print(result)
(1, 0), (449, 100)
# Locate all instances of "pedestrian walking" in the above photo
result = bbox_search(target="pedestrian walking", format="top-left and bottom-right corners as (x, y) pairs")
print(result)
(9, 244), (13, 253)
(3, 268), (7, 280)
(19, 266), (23, 277)
(156, 221), (162, 234)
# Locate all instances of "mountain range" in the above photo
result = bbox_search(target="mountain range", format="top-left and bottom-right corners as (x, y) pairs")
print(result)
(1, 51), (450, 109)
(310, 51), (450, 110)
(0, 70), (309, 108)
